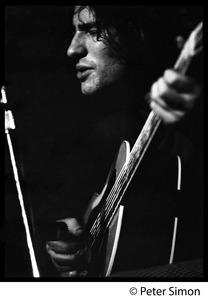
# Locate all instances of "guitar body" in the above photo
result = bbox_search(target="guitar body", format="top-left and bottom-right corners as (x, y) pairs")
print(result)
(84, 141), (130, 276)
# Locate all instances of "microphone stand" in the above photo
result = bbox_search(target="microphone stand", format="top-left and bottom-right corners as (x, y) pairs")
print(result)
(2, 86), (40, 277)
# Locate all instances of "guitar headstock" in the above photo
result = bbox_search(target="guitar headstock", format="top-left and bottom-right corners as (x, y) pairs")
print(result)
(184, 22), (203, 57)
(174, 22), (203, 73)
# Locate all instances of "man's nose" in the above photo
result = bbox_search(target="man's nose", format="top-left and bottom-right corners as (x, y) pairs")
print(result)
(67, 34), (87, 59)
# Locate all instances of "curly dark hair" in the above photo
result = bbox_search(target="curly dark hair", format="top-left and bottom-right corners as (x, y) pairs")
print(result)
(74, 6), (144, 67)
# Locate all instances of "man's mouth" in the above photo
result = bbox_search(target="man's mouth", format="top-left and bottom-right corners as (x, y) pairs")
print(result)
(76, 65), (94, 80)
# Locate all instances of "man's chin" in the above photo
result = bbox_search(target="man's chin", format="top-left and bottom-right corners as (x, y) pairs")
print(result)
(81, 83), (101, 96)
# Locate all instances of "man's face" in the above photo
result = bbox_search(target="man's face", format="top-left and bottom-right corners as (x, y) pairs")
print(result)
(67, 6), (126, 95)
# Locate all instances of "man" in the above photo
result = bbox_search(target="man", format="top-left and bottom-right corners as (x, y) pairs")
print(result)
(45, 6), (203, 277)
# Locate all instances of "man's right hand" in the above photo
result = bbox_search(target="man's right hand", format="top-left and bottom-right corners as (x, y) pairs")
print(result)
(46, 218), (90, 277)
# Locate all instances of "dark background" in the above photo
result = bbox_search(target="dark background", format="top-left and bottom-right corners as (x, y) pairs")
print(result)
(3, 6), (203, 278)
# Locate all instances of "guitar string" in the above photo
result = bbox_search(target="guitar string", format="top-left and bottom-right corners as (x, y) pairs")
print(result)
(89, 125), (157, 245)
(103, 114), (160, 227)
(88, 115), (153, 239)
(89, 112), (159, 242)
(89, 22), (203, 245)
(90, 114), (158, 240)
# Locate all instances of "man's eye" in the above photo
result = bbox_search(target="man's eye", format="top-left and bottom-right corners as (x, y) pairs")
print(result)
(88, 29), (98, 35)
